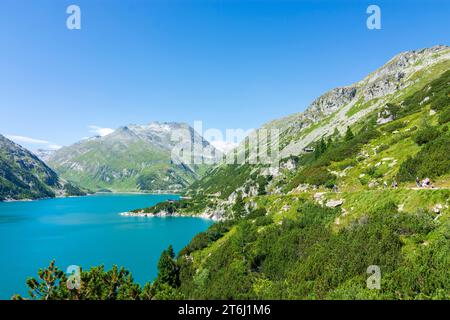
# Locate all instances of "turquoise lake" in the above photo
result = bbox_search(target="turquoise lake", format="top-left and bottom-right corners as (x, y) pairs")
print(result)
(0, 194), (213, 299)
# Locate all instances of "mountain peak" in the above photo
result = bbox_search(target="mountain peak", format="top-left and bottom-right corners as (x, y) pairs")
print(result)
(47, 121), (219, 192)
(247, 45), (450, 159)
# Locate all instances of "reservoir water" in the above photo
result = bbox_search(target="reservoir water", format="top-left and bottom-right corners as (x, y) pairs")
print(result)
(0, 194), (213, 299)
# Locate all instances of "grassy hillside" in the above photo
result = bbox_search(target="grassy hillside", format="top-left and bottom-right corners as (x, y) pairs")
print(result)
(119, 53), (450, 300)
(174, 197), (449, 299)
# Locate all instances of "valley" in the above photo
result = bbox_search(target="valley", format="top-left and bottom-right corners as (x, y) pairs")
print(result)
(3, 45), (449, 300)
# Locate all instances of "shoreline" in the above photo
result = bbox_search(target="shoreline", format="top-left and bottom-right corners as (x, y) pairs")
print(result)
(119, 210), (223, 221)
(0, 192), (179, 203)
(1, 194), (93, 203)
(96, 191), (181, 196)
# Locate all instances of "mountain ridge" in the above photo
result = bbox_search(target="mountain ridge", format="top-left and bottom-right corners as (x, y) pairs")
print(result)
(119, 45), (450, 300)
(129, 45), (450, 220)
(0, 134), (87, 201)
(47, 121), (221, 192)
(261, 45), (450, 158)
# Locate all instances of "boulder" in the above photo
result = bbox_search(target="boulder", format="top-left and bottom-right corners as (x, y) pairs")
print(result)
(314, 192), (326, 200)
(326, 199), (344, 208)
(368, 181), (379, 189)
(432, 204), (443, 214)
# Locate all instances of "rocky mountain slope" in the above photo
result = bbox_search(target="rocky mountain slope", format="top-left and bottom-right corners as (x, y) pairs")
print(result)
(123, 45), (450, 300)
(0, 134), (86, 201)
(35, 149), (56, 162)
(131, 45), (450, 219)
(47, 122), (221, 192)
(251, 45), (450, 159)
(18, 46), (450, 301)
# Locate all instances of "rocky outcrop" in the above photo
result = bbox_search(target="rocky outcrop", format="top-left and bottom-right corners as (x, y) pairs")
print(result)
(326, 199), (344, 208)
(120, 209), (223, 221)
(259, 45), (450, 159)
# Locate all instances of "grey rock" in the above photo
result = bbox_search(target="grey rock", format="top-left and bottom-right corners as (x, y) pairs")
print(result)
(325, 199), (344, 208)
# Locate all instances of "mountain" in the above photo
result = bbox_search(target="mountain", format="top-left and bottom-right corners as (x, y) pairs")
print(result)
(248, 45), (450, 159)
(0, 134), (87, 201)
(47, 122), (221, 192)
(35, 149), (56, 162)
(16, 46), (450, 300)
(126, 45), (450, 300)
(165, 45), (450, 218)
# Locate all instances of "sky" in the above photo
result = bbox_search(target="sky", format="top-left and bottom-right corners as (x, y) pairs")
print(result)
(0, 0), (449, 151)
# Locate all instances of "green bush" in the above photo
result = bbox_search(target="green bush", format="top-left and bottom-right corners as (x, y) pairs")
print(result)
(430, 90), (450, 111)
(397, 133), (450, 181)
(400, 70), (450, 116)
(178, 221), (232, 256)
(175, 200), (448, 300)
(293, 166), (336, 187)
(438, 108), (450, 124)
(381, 120), (407, 133)
(413, 126), (440, 145)
(377, 144), (390, 153)
(246, 208), (267, 220)
(254, 215), (273, 226)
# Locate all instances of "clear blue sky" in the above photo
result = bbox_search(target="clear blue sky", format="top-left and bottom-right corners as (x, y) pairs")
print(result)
(0, 0), (449, 150)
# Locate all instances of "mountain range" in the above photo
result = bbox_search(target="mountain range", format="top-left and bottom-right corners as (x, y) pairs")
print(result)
(133, 45), (450, 219)
(46, 122), (221, 193)
(1, 45), (449, 204)
(124, 45), (450, 300)
(6, 44), (450, 300)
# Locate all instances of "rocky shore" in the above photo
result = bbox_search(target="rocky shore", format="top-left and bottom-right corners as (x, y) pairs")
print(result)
(119, 210), (223, 221)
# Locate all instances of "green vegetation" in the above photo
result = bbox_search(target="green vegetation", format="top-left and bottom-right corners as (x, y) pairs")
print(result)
(290, 166), (336, 189)
(173, 202), (449, 299)
(17, 48), (450, 300)
(399, 69), (450, 117)
(179, 221), (234, 256)
(188, 164), (255, 200)
(13, 261), (141, 300)
(286, 122), (378, 191)
(439, 108), (450, 124)
(380, 120), (407, 133)
(345, 126), (355, 141)
(397, 133), (450, 182)
(345, 97), (380, 118)
(13, 246), (186, 300)
(413, 126), (441, 145)
(0, 134), (87, 201)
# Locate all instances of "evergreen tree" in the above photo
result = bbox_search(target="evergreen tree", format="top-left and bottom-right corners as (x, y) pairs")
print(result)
(385, 103), (400, 120)
(327, 136), (333, 148)
(232, 192), (246, 219)
(156, 245), (179, 288)
(314, 137), (327, 159)
(20, 260), (63, 300)
(345, 126), (354, 141)
(13, 261), (142, 300)
(257, 176), (268, 195)
(333, 127), (340, 138)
